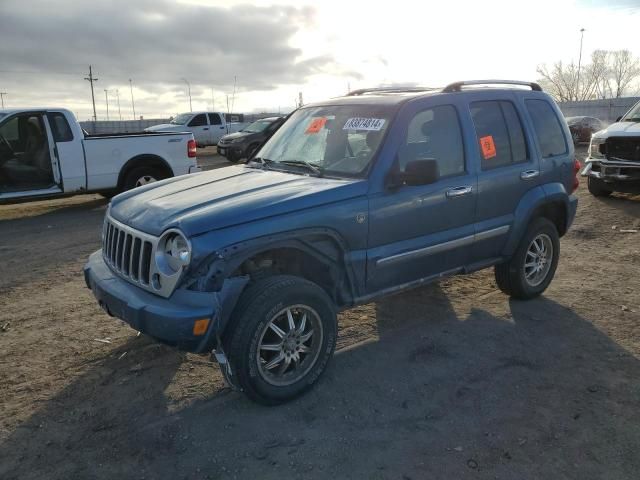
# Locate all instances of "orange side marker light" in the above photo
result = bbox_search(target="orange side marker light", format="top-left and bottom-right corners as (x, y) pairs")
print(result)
(193, 318), (210, 336)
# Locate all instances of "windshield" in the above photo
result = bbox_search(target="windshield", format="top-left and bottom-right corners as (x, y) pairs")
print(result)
(243, 119), (274, 133)
(170, 113), (192, 125)
(621, 101), (640, 122)
(255, 105), (392, 177)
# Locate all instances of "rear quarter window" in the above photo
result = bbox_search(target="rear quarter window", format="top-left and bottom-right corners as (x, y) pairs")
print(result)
(525, 99), (567, 158)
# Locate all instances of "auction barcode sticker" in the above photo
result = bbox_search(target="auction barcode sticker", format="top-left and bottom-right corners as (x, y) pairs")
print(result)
(343, 118), (386, 131)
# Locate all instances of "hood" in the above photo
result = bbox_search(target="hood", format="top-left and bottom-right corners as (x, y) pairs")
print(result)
(594, 121), (640, 139)
(109, 166), (366, 237)
(145, 124), (185, 132)
(220, 131), (254, 142)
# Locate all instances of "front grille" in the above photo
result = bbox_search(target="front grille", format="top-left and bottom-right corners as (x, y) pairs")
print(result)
(606, 137), (640, 162)
(103, 216), (156, 288)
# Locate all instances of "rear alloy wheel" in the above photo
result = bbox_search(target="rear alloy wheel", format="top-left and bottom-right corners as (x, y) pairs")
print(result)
(495, 217), (560, 300)
(122, 166), (165, 192)
(224, 275), (337, 404)
(587, 176), (613, 197)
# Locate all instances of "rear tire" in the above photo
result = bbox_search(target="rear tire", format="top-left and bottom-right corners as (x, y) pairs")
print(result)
(495, 217), (560, 300)
(587, 176), (613, 197)
(122, 166), (165, 192)
(224, 275), (337, 405)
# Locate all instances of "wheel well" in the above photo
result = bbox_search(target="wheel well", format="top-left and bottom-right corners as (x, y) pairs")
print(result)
(532, 201), (567, 236)
(235, 247), (344, 304)
(118, 155), (173, 189)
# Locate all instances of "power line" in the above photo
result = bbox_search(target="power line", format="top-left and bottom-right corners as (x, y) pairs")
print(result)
(84, 65), (98, 122)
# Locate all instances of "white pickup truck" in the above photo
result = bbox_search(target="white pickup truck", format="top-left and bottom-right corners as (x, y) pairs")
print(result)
(145, 112), (248, 147)
(0, 108), (200, 203)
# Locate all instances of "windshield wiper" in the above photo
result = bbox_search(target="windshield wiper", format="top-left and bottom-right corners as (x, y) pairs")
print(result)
(279, 160), (324, 177)
(248, 157), (275, 169)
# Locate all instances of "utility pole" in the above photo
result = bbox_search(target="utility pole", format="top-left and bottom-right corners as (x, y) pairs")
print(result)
(129, 79), (136, 120)
(0, 92), (7, 109)
(182, 78), (192, 112)
(298, 92), (304, 108)
(116, 89), (122, 120)
(84, 65), (98, 122)
(230, 76), (237, 115)
(210, 88), (215, 110)
(104, 89), (110, 121)
(576, 28), (585, 101)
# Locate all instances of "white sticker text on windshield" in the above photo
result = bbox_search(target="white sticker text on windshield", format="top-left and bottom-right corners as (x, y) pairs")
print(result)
(343, 118), (386, 131)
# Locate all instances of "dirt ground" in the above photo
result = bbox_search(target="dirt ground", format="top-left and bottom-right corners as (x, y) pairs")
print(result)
(1, 148), (639, 479)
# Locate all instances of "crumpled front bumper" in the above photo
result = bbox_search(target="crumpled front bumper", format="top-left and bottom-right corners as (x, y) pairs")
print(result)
(581, 158), (640, 181)
(83, 250), (247, 353)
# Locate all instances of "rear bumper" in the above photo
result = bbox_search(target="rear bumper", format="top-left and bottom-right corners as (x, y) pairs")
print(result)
(189, 165), (202, 174)
(83, 251), (247, 353)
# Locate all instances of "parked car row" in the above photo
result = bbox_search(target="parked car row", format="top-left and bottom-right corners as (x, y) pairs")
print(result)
(217, 116), (284, 162)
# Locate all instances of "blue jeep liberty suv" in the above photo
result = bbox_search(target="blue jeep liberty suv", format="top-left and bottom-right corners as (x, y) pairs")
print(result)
(85, 80), (579, 404)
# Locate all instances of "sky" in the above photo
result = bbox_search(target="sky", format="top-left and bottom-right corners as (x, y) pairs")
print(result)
(0, 0), (639, 121)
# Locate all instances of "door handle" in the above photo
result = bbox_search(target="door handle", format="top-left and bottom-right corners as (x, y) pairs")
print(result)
(220, 126), (225, 129)
(446, 186), (473, 198)
(520, 169), (539, 180)
(203, 127), (209, 131)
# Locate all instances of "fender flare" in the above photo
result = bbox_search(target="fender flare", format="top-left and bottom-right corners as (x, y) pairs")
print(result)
(187, 227), (359, 306)
(502, 183), (570, 256)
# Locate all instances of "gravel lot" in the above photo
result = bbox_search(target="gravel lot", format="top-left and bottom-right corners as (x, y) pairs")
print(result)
(1, 147), (639, 479)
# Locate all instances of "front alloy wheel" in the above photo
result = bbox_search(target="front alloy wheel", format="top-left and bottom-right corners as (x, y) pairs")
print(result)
(257, 305), (323, 386)
(224, 275), (337, 404)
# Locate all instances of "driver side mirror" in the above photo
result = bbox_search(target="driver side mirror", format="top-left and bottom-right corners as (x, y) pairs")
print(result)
(387, 158), (439, 188)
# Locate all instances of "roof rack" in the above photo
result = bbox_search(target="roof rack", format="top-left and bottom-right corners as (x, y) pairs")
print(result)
(346, 86), (438, 96)
(442, 80), (542, 93)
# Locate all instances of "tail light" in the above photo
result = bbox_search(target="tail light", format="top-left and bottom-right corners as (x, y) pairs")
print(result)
(187, 139), (197, 158)
(572, 158), (580, 193)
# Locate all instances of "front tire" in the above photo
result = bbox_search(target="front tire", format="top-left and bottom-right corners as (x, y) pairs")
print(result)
(587, 176), (613, 197)
(224, 275), (337, 405)
(495, 217), (560, 300)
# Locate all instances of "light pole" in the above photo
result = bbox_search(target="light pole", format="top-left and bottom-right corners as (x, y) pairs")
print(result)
(182, 78), (192, 112)
(0, 92), (6, 109)
(104, 89), (110, 121)
(129, 79), (136, 120)
(115, 89), (122, 120)
(576, 28), (585, 101)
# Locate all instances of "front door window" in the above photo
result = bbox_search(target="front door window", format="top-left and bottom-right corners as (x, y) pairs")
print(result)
(0, 114), (54, 192)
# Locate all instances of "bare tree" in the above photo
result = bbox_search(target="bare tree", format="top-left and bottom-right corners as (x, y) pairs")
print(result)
(539, 50), (640, 102)
(610, 50), (640, 98)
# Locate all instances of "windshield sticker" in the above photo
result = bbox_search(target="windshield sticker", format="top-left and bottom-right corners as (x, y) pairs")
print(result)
(343, 118), (386, 131)
(305, 117), (327, 134)
(479, 135), (497, 160)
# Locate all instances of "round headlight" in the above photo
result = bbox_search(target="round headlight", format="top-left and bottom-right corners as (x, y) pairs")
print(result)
(155, 230), (191, 275)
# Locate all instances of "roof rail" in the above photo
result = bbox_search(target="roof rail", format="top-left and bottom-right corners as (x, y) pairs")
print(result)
(346, 86), (438, 96)
(442, 80), (542, 93)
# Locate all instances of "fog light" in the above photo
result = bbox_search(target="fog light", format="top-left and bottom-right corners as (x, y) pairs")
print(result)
(193, 318), (210, 336)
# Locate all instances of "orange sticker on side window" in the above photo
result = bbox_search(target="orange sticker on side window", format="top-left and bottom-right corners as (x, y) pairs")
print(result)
(305, 117), (327, 134)
(479, 135), (497, 159)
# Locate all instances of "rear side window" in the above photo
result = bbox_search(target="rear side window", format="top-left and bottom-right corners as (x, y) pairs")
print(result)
(402, 105), (465, 178)
(208, 113), (222, 125)
(189, 114), (208, 127)
(525, 99), (567, 158)
(48, 112), (73, 142)
(470, 101), (527, 170)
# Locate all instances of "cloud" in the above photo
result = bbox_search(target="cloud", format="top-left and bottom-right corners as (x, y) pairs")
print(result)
(0, 0), (353, 116)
